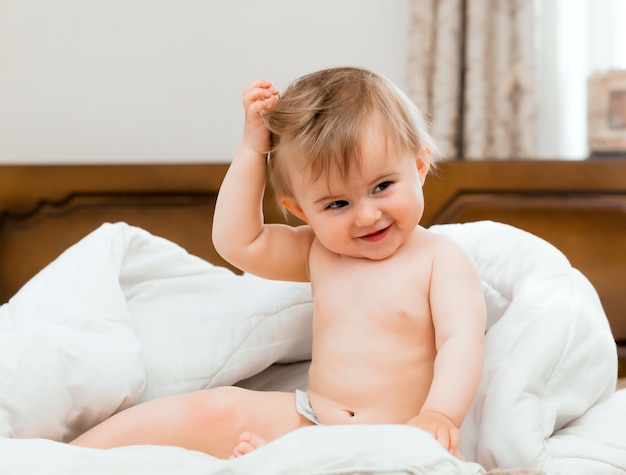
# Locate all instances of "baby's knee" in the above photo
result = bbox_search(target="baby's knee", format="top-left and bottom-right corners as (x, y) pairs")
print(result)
(192, 386), (245, 425)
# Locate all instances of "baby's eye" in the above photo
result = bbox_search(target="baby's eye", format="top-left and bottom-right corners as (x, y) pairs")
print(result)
(326, 200), (349, 209)
(373, 181), (392, 193)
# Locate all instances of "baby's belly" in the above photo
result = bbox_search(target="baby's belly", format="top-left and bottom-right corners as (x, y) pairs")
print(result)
(307, 390), (412, 425)
(306, 351), (433, 425)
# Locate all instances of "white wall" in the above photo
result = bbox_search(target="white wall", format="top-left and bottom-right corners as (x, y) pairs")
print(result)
(0, 0), (409, 164)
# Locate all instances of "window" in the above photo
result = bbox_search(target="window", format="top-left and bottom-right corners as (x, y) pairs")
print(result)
(536, 0), (625, 159)
(618, 2), (626, 68)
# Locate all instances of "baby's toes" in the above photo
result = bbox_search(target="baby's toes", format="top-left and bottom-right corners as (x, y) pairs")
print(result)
(240, 431), (268, 450)
(231, 431), (268, 458)
(231, 440), (255, 458)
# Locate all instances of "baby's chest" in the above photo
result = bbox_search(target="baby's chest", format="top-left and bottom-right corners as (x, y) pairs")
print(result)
(311, 257), (432, 327)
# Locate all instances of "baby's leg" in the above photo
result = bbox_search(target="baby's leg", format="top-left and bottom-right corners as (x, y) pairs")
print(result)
(70, 386), (310, 459)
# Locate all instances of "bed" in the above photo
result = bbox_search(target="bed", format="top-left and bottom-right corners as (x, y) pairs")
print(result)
(1, 159), (625, 474)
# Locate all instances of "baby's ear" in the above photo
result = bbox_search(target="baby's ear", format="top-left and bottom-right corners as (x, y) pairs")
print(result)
(280, 197), (308, 223)
(416, 149), (432, 183)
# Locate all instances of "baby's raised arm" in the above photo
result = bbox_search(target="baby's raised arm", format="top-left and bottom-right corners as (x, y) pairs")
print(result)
(212, 80), (312, 282)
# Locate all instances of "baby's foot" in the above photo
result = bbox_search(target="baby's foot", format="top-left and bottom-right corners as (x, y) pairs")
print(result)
(230, 431), (268, 458)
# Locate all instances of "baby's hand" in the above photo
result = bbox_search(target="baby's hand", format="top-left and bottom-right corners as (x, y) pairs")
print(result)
(242, 79), (280, 157)
(407, 412), (460, 455)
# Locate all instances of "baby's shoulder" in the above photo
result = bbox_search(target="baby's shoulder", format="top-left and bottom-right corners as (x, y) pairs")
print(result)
(412, 226), (470, 259)
(414, 225), (461, 247)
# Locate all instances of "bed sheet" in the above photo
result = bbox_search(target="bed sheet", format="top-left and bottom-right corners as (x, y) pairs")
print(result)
(1, 221), (625, 474)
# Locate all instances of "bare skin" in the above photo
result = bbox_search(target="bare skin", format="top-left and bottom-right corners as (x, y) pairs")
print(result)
(232, 225), (480, 457)
(214, 79), (486, 457)
(71, 77), (485, 460)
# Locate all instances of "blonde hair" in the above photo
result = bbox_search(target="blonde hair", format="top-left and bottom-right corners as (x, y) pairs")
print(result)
(263, 67), (437, 200)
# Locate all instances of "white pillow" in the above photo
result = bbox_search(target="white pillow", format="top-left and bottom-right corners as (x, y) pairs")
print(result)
(0, 222), (314, 440)
(0, 225), (145, 442)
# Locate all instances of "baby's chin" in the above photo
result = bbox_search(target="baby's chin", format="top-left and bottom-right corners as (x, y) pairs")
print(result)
(330, 245), (401, 262)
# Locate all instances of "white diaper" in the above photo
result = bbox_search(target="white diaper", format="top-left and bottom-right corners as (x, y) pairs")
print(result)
(295, 389), (321, 425)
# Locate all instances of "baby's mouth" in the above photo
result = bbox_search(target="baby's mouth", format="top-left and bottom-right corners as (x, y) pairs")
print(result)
(359, 225), (391, 242)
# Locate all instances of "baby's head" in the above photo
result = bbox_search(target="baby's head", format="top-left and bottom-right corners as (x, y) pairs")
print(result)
(263, 67), (437, 206)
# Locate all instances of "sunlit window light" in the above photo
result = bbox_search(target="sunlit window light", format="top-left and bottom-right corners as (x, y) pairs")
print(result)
(618, 1), (626, 68)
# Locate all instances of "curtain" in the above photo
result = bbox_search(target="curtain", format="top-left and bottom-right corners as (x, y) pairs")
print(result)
(407, 0), (535, 160)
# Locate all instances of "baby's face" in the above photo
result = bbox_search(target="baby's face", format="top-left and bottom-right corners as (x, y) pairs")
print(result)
(288, 126), (428, 261)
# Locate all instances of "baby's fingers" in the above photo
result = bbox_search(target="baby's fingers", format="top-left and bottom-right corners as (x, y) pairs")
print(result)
(448, 427), (460, 453)
(243, 80), (279, 109)
(434, 427), (451, 452)
(435, 427), (460, 455)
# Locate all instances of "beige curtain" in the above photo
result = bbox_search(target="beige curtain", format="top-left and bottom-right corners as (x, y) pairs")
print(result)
(407, 0), (536, 160)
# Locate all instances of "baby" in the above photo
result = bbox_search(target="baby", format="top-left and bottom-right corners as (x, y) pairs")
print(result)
(71, 66), (486, 459)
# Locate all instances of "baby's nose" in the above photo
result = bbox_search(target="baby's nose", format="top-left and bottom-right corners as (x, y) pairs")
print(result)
(354, 201), (382, 226)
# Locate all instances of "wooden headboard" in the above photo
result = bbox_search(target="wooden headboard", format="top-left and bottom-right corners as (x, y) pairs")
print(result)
(1, 160), (625, 372)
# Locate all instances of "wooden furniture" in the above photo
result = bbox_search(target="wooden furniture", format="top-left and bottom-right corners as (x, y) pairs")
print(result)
(422, 160), (626, 345)
(1, 160), (624, 371)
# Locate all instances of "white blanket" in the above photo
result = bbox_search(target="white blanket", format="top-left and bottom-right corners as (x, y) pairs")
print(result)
(0, 221), (624, 474)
